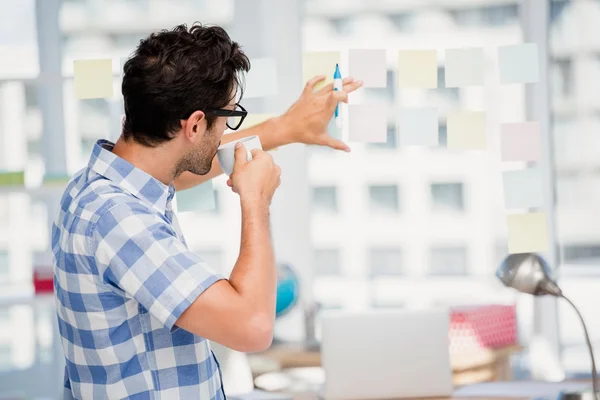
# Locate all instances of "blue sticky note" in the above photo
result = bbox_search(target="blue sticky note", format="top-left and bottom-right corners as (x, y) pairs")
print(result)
(328, 116), (341, 140)
(176, 181), (216, 212)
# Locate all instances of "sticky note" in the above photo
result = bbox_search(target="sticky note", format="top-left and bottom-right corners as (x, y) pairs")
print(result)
(176, 181), (216, 212)
(0, 171), (25, 186)
(506, 212), (549, 254)
(245, 58), (278, 98)
(397, 107), (438, 146)
(242, 113), (276, 129)
(444, 47), (484, 87)
(446, 111), (486, 150)
(348, 104), (387, 143)
(74, 59), (114, 99)
(241, 113), (279, 151)
(397, 50), (437, 88)
(498, 43), (539, 84)
(43, 174), (70, 186)
(500, 122), (541, 162)
(502, 167), (544, 210)
(302, 51), (341, 90)
(327, 116), (341, 141)
(348, 49), (387, 88)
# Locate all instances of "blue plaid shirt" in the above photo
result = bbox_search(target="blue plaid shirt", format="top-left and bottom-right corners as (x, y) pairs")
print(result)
(52, 140), (226, 399)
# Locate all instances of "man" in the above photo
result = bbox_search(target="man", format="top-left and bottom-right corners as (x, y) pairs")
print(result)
(52, 23), (361, 399)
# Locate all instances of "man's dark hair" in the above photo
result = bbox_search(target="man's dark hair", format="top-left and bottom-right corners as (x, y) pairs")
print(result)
(121, 23), (250, 147)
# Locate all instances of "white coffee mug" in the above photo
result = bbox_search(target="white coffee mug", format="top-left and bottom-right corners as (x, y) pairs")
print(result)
(217, 135), (262, 176)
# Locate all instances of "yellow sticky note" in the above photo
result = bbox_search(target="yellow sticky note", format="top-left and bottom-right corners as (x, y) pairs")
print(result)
(447, 111), (486, 149)
(243, 113), (276, 129)
(241, 113), (279, 151)
(506, 212), (549, 254)
(74, 59), (114, 99)
(302, 51), (341, 90)
(398, 50), (438, 88)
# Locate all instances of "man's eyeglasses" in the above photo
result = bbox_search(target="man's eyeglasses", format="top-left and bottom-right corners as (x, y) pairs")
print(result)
(207, 103), (248, 131)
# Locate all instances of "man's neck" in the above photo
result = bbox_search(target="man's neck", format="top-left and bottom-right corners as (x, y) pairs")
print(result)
(111, 136), (176, 186)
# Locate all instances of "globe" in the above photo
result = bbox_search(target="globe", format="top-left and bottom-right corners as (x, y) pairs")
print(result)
(275, 263), (300, 318)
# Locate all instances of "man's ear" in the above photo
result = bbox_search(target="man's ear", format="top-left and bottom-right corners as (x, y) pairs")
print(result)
(184, 110), (207, 141)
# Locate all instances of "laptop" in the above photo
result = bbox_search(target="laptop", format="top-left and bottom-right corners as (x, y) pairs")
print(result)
(320, 308), (453, 400)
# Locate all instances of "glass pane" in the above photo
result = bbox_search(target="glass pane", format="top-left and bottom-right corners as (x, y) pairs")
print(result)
(429, 246), (468, 276)
(549, 0), (600, 376)
(306, 0), (522, 323)
(368, 185), (399, 212)
(430, 182), (464, 212)
(312, 186), (338, 213)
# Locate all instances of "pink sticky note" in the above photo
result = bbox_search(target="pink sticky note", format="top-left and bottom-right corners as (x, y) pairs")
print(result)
(500, 122), (540, 162)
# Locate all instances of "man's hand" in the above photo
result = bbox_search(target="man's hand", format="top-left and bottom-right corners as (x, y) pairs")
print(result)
(280, 76), (363, 152)
(229, 142), (281, 206)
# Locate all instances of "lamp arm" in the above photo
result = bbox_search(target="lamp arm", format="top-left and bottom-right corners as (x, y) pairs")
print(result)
(561, 294), (599, 400)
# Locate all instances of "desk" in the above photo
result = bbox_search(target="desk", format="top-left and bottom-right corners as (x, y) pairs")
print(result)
(255, 344), (523, 386)
(285, 380), (592, 400)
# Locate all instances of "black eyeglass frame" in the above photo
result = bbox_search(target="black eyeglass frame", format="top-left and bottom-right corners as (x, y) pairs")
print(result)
(206, 103), (248, 130)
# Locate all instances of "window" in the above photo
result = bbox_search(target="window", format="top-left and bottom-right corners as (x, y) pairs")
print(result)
(450, 4), (518, 27)
(430, 182), (464, 212)
(313, 248), (341, 276)
(368, 248), (403, 278)
(438, 123), (448, 148)
(312, 186), (338, 213)
(368, 184), (399, 212)
(437, 67), (459, 101)
(551, 59), (573, 98)
(429, 246), (468, 276)
(389, 12), (415, 32)
(563, 244), (600, 265)
(0, 251), (8, 284)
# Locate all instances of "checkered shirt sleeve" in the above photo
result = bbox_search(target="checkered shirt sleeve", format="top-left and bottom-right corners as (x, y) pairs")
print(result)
(92, 201), (225, 330)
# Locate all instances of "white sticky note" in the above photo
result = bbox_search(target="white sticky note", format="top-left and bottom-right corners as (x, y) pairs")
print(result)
(176, 181), (216, 212)
(398, 50), (438, 88)
(498, 43), (539, 84)
(447, 111), (486, 150)
(302, 51), (341, 90)
(397, 107), (438, 146)
(501, 122), (541, 162)
(502, 167), (544, 210)
(348, 104), (387, 143)
(74, 59), (114, 99)
(245, 58), (278, 99)
(506, 212), (549, 254)
(348, 49), (387, 88)
(444, 47), (485, 87)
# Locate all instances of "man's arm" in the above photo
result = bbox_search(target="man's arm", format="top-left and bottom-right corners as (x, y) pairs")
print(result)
(175, 146), (281, 352)
(173, 76), (361, 191)
(175, 199), (275, 352)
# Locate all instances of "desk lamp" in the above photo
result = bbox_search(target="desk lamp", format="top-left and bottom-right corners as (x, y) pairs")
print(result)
(497, 253), (598, 400)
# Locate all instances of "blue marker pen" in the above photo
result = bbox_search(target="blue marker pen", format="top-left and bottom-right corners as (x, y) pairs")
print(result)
(333, 63), (343, 129)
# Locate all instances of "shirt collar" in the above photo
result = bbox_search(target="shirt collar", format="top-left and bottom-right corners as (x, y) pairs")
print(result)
(88, 139), (175, 214)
